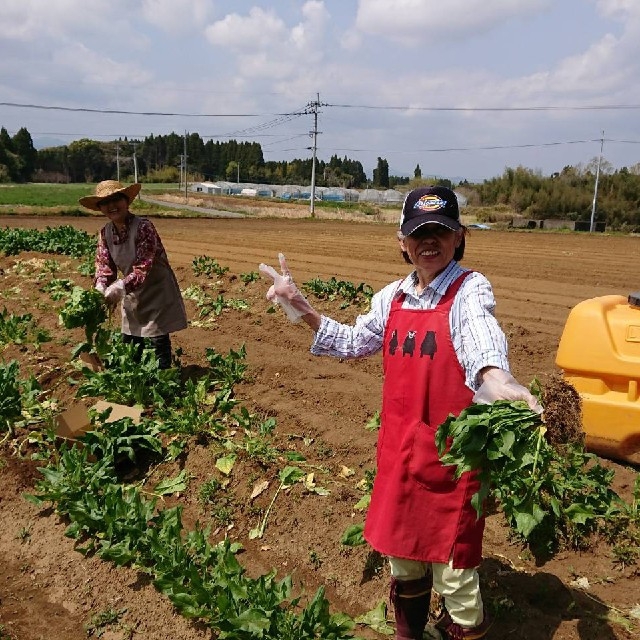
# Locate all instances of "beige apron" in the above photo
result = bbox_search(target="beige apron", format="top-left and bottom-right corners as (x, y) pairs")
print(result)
(104, 216), (187, 338)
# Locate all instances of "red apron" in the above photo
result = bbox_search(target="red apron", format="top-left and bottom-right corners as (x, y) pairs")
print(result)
(364, 272), (484, 568)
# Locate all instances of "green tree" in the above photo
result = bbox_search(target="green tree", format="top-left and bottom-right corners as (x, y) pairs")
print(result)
(373, 157), (389, 188)
(226, 161), (239, 183)
(12, 127), (37, 181)
(0, 127), (18, 182)
(67, 139), (110, 182)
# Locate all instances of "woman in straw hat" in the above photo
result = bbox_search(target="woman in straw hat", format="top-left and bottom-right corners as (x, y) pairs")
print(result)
(80, 180), (187, 369)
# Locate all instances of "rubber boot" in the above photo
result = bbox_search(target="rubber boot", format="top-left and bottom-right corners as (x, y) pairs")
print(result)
(435, 607), (492, 639)
(390, 573), (433, 640)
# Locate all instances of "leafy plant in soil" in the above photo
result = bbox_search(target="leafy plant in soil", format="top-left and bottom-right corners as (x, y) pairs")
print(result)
(75, 335), (180, 407)
(183, 284), (248, 320)
(0, 361), (22, 436)
(0, 225), (96, 258)
(191, 255), (230, 278)
(0, 361), (44, 443)
(303, 277), (374, 309)
(41, 277), (74, 301)
(0, 307), (51, 348)
(26, 418), (356, 640)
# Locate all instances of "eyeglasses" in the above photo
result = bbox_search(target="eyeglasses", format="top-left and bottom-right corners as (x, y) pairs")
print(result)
(97, 194), (126, 207)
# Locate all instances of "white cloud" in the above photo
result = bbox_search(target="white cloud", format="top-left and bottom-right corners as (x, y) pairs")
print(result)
(205, 7), (288, 50)
(204, 2), (331, 79)
(141, 0), (214, 35)
(340, 28), (362, 51)
(0, 0), (125, 40)
(596, 0), (637, 19)
(355, 0), (552, 43)
(0, 0), (154, 108)
(53, 43), (152, 90)
(291, 1), (330, 50)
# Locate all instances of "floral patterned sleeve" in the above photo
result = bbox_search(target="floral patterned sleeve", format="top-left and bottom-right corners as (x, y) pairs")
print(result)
(94, 228), (117, 290)
(122, 219), (160, 292)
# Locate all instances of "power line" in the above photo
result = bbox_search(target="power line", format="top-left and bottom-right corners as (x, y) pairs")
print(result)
(0, 101), (305, 118)
(8, 99), (640, 118)
(5, 98), (640, 161)
(323, 138), (640, 154)
(326, 102), (640, 112)
(221, 111), (306, 138)
(16, 131), (308, 140)
(261, 134), (310, 149)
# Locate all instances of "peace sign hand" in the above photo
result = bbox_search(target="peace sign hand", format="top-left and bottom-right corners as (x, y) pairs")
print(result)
(258, 253), (314, 323)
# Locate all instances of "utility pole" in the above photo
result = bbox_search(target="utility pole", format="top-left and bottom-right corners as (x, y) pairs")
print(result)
(307, 93), (323, 217)
(589, 130), (605, 233)
(237, 161), (240, 185)
(132, 143), (138, 188)
(183, 131), (188, 204)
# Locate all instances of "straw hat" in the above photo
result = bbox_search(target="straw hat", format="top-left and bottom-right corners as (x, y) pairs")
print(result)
(79, 180), (142, 211)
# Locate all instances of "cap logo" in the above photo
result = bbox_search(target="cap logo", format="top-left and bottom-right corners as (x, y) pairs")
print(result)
(413, 194), (447, 213)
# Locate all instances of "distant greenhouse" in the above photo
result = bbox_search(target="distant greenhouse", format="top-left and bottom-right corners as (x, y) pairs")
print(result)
(190, 182), (467, 206)
(359, 189), (384, 203)
(383, 189), (403, 203)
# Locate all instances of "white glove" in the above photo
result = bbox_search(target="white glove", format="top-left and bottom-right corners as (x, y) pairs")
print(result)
(474, 368), (543, 414)
(258, 253), (315, 323)
(104, 279), (126, 305)
(95, 281), (106, 295)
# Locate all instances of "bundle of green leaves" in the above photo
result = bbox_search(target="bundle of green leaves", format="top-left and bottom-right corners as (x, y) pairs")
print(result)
(435, 401), (623, 554)
(59, 286), (108, 353)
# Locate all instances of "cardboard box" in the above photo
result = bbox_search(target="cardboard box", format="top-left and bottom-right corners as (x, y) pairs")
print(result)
(54, 400), (143, 441)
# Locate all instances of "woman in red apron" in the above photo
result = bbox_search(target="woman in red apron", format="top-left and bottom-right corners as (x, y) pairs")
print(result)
(80, 181), (187, 369)
(260, 186), (541, 640)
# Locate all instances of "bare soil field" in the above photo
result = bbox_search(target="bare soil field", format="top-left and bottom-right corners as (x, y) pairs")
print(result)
(0, 213), (638, 640)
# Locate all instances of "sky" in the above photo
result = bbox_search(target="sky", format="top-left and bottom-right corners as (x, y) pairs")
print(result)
(1, 0), (640, 183)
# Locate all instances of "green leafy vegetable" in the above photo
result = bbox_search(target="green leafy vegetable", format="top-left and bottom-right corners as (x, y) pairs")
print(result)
(59, 286), (108, 351)
(436, 401), (623, 554)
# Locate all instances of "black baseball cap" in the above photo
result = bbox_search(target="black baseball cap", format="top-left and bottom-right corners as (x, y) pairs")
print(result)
(400, 186), (460, 236)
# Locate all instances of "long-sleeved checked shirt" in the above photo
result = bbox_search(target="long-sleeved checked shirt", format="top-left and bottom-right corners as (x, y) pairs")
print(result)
(310, 260), (510, 391)
(94, 214), (164, 294)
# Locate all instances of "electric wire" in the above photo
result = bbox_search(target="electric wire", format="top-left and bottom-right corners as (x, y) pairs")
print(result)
(325, 102), (640, 112)
(0, 101), (304, 118)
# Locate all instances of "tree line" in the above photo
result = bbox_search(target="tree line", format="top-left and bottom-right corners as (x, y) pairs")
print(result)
(0, 127), (425, 191)
(469, 163), (640, 230)
(1, 126), (640, 228)
(7, 128), (369, 189)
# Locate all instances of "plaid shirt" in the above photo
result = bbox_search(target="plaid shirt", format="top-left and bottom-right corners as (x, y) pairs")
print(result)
(311, 260), (510, 390)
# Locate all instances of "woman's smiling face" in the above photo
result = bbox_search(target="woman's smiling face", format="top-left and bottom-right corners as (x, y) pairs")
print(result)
(399, 224), (463, 286)
(97, 193), (129, 226)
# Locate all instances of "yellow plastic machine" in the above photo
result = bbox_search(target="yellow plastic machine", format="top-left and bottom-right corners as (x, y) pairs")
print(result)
(555, 292), (640, 464)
